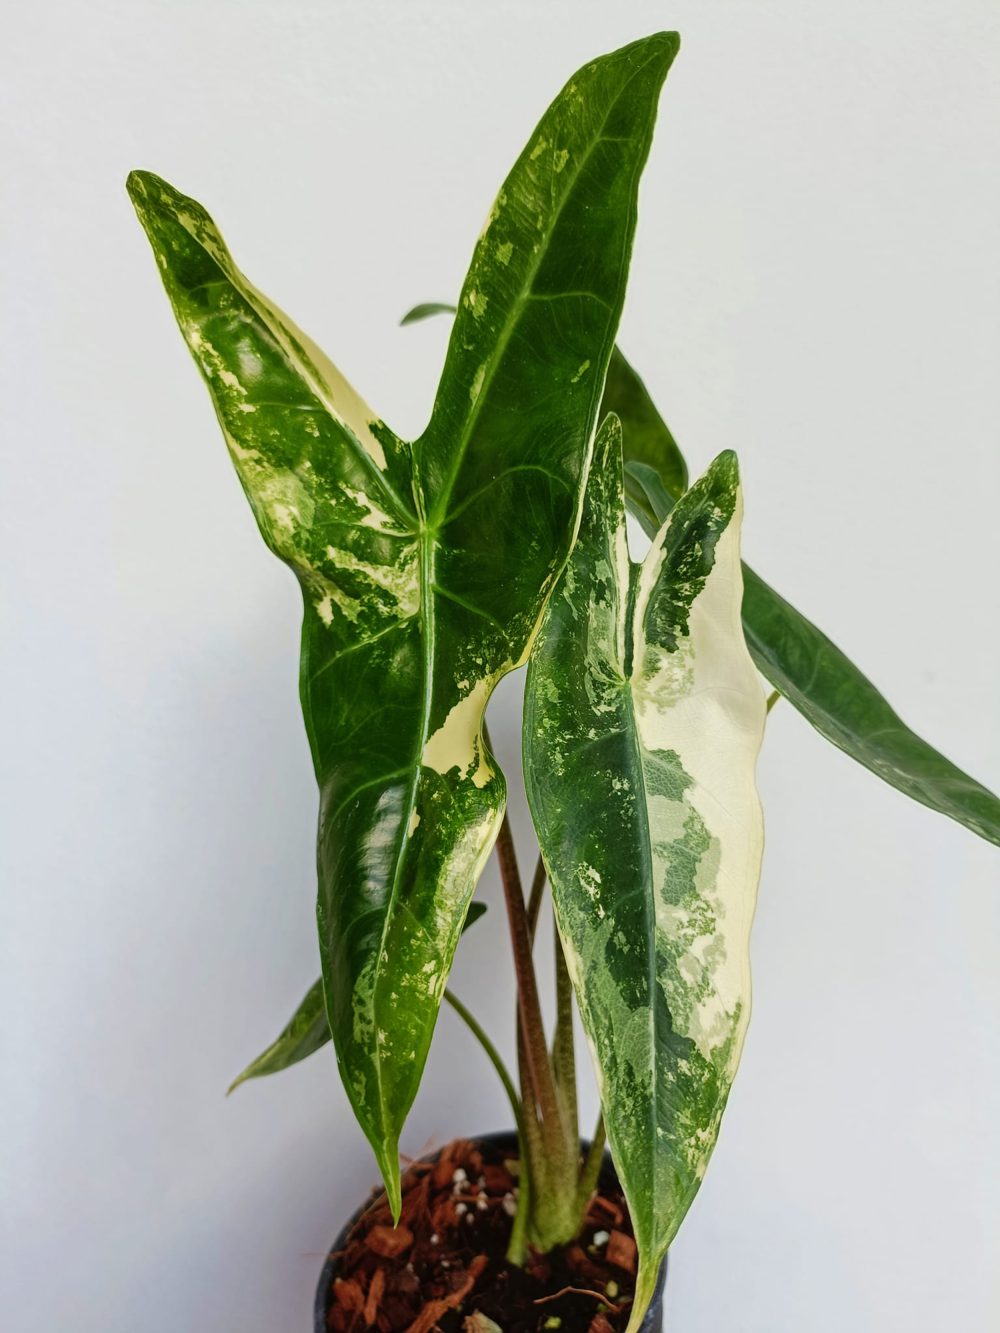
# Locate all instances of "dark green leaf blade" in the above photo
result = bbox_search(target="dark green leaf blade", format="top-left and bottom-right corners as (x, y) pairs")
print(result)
(525, 418), (765, 1332)
(227, 904), (488, 1092)
(604, 347), (688, 515)
(416, 33), (680, 529)
(399, 301), (456, 326)
(399, 304), (689, 523)
(227, 980), (329, 1094)
(128, 170), (430, 1210)
(129, 31), (678, 1214)
(741, 567), (1000, 846)
(626, 458), (1000, 848)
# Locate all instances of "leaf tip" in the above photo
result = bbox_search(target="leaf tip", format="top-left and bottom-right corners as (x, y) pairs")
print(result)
(713, 447), (740, 478)
(375, 1143), (403, 1223)
(629, 29), (682, 69)
(623, 1252), (666, 1333)
(226, 1059), (259, 1095)
(126, 169), (161, 209)
(398, 301), (456, 328)
(653, 28), (682, 53)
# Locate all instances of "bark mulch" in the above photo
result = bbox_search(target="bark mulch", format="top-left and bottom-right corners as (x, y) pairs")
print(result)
(323, 1138), (642, 1333)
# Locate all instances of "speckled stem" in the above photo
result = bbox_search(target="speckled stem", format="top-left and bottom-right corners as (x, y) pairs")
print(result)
(552, 919), (578, 1143)
(525, 855), (547, 944)
(495, 816), (564, 1144)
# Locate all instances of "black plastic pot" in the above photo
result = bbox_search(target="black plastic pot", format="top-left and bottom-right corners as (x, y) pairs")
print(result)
(314, 1130), (667, 1331)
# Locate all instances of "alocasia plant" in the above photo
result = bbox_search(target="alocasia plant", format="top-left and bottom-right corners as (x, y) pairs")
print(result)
(129, 29), (998, 1332)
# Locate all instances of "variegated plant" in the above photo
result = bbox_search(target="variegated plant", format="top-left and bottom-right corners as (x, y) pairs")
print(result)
(130, 30), (998, 1333)
(524, 419), (765, 1318)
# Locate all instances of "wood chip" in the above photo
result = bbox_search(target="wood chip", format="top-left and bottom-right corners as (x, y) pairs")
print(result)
(591, 1194), (624, 1225)
(481, 1164), (511, 1192)
(365, 1224), (413, 1259)
(606, 1229), (637, 1275)
(565, 1244), (602, 1284)
(400, 1174), (430, 1226)
(403, 1255), (488, 1333)
(363, 1268), (385, 1325)
(430, 1198), (458, 1233)
(333, 1277), (365, 1312)
(393, 1266), (420, 1297)
(378, 1296), (414, 1329)
(433, 1156), (455, 1190)
(588, 1317), (615, 1333)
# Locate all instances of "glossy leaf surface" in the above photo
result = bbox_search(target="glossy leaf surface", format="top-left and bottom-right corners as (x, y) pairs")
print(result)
(603, 346), (687, 515)
(228, 979), (329, 1094)
(401, 300), (688, 522)
(407, 302), (999, 849)
(228, 904), (487, 1092)
(626, 463), (1000, 848)
(129, 31), (678, 1210)
(525, 418), (765, 1330)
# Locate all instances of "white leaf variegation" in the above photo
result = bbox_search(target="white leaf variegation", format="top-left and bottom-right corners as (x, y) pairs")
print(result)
(524, 415), (766, 1331)
(129, 32), (679, 1215)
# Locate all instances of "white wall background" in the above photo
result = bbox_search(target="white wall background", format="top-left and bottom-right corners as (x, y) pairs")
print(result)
(3, 2), (998, 1330)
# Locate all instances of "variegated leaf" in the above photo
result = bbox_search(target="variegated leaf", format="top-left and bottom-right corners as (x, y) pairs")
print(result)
(129, 31), (678, 1212)
(626, 460), (1000, 849)
(227, 979), (329, 1094)
(227, 904), (487, 1091)
(408, 302), (1000, 850)
(399, 293), (690, 525)
(603, 345), (688, 517)
(525, 417), (765, 1330)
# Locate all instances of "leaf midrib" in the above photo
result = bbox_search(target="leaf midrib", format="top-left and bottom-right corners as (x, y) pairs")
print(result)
(363, 494), (439, 1144)
(153, 181), (418, 534)
(620, 572), (664, 1251)
(420, 45), (666, 530)
(357, 47), (670, 1140)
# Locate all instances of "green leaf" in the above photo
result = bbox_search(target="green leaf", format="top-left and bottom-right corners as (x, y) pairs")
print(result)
(399, 301), (456, 326)
(525, 417), (766, 1332)
(129, 30), (679, 1214)
(228, 903), (487, 1092)
(742, 570), (1000, 845)
(402, 229), (998, 852)
(603, 346), (687, 515)
(626, 462), (1000, 849)
(400, 302), (689, 522)
(227, 979), (329, 1094)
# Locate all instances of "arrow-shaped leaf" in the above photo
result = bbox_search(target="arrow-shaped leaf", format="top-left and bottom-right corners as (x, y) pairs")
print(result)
(525, 417), (766, 1331)
(129, 31), (679, 1212)
(626, 461), (1000, 848)
(227, 979), (329, 1094)
(401, 299), (689, 523)
(228, 903), (487, 1092)
(405, 305), (999, 849)
(604, 345), (688, 514)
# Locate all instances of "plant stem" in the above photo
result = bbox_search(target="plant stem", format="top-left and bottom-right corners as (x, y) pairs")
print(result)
(506, 1139), (531, 1265)
(526, 855), (546, 945)
(515, 852), (546, 1172)
(495, 815), (565, 1143)
(443, 989), (524, 1144)
(766, 688), (781, 713)
(492, 809), (580, 1253)
(552, 917), (578, 1143)
(576, 1113), (606, 1215)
